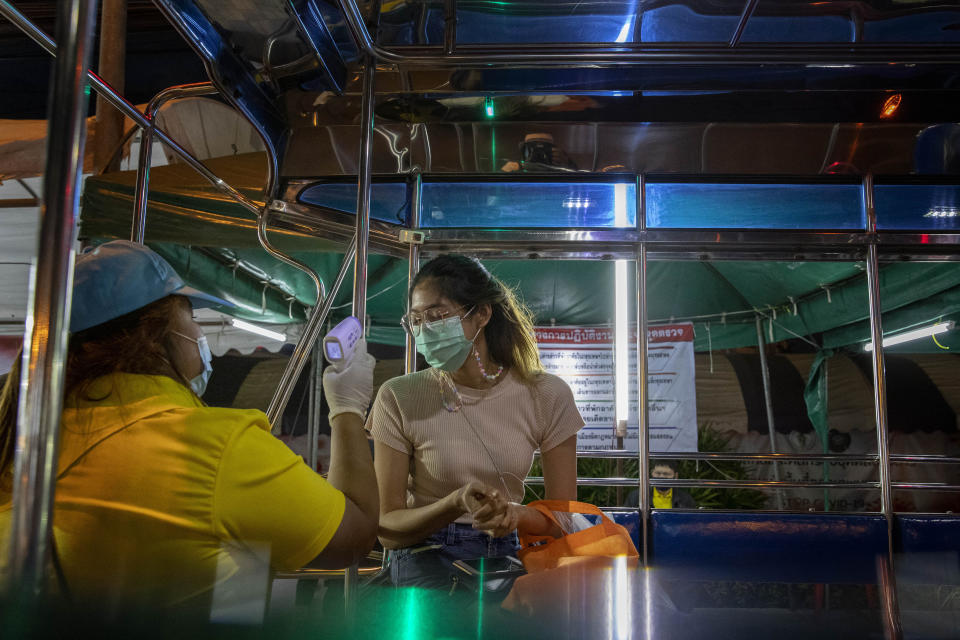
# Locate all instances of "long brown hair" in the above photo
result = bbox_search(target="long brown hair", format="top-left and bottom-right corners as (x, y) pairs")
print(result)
(0, 295), (194, 477)
(411, 254), (543, 382)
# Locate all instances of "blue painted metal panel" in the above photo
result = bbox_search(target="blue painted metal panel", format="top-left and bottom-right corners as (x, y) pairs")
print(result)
(298, 182), (409, 224)
(310, 0), (360, 61)
(153, 0), (287, 196)
(457, 6), (640, 44)
(651, 511), (887, 583)
(875, 185), (960, 231)
(642, 5), (854, 43)
(646, 182), (865, 230)
(377, 3), (960, 45)
(420, 181), (637, 228)
(898, 515), (960, 553)
(289, 0), (349, 93)
(609, 511), (642, 550)
(864, 11), (960, 43)
(896, 515), (960, 585)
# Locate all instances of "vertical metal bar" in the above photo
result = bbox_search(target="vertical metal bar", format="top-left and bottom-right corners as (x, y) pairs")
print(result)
(307, 344), (322, 471)
(864, 174), (902, 640)
(352, 62), (376, 324)
(266, 237), (356, 428)
(131, 118), (155, 242)
(405, 173), (422, 374)
(8, 0), (98, 596)
(443, 0), (457, 54)
(636, 174), (649, 566)
(345, 59), (376, 622)
(637, 245), (648, 567)
(755, 314), (785, 510)
(131, 83), (216, 243)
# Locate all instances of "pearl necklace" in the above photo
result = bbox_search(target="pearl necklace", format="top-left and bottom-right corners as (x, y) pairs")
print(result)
(473, 346), (503, 382)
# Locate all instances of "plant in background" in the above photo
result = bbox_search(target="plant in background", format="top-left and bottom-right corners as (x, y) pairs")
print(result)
(678, 424), (768, 510)
(527, 424), (767, 510)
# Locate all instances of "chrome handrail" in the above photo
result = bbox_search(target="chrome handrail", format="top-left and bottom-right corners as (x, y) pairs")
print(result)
(131, 82), (217, 243)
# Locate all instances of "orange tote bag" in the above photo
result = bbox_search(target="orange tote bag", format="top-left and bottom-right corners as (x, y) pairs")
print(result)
(516, 500), (639, 573)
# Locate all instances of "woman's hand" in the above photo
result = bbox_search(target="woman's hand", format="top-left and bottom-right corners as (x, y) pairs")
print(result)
(474, 502), (521, 538)
(453, 481), (500, 513)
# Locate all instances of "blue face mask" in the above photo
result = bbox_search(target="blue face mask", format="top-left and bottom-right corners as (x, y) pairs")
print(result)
(172, 332), (214, 396)
(415, 309), (480, 372)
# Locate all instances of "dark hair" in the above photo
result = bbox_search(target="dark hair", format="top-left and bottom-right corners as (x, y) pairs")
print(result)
(651, 459), (678, 473)
(0, 295), (195, 477)
(411, 254), (543, 382)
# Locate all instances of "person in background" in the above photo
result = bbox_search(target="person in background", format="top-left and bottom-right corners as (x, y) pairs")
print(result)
(626, 459), (696, 509)
(0, 240), (378, 619)
(368, 254), (583, 589)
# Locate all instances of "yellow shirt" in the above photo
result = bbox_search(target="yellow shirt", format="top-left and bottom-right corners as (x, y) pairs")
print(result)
(653, 488), (674, 509)
(1, 373), (344, 613)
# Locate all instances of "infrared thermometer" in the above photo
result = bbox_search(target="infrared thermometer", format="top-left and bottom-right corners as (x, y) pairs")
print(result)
(323, 316), (363, 366)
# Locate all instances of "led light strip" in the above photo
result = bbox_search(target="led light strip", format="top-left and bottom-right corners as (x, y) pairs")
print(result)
(230, 318), (287, 343)
(863, 321), (954, 352)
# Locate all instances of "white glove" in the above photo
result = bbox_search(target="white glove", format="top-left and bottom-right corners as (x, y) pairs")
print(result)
(323, 339), (375, 421)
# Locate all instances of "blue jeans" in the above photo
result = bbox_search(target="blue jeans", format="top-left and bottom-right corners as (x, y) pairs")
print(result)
(390, 523), (520, 590)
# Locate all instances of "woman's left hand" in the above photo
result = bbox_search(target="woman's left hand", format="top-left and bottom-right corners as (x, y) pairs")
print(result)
(473, 501), (521, 538)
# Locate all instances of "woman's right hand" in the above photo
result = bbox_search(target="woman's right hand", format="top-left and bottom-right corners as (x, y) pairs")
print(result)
(323, 339), (375, 421)
(453, 481), (503, 515)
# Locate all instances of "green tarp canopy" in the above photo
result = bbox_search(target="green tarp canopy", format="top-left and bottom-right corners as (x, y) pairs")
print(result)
(80, 153), (960, 351)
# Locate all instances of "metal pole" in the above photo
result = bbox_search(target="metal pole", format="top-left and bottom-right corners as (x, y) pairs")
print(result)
(92, 0), (126, 174)
(0, 2), (263, 223)
(864, 174), (902, 640)
(307, 343), (322, 472)
(405, 173), (422, 374)
(8, 0), (98, 596)
(443, 0), (457, 55)
(131, 82), (217, 243)
(344, 56), (376, 625)
(352, 62), (376, 324)
(755, 314), (785, 510)
(266, 237), (357, 428)
(637, 245), (649, 567)
(636, 174), (649, 566)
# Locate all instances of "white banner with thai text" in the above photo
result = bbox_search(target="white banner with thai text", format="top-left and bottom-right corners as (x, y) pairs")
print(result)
(535, 324), (698, 452)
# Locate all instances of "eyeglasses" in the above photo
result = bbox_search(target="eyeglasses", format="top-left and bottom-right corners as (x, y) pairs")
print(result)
(401, 305), (472, 336)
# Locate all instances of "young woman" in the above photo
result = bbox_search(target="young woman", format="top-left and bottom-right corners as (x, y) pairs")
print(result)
(369, 254), (584, 589)
(0, 241), (378, 618)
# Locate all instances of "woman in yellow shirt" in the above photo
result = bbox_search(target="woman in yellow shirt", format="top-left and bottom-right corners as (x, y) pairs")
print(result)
(0, 241), (378, 619)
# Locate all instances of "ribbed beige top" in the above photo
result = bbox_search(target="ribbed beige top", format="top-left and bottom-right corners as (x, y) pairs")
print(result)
(368, 368), (583, 511)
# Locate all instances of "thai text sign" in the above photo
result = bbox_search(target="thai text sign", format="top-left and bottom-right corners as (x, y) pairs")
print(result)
(535, 324), (698, 452)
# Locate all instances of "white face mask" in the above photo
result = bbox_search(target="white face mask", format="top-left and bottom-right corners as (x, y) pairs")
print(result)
(171, 331), (213, 396)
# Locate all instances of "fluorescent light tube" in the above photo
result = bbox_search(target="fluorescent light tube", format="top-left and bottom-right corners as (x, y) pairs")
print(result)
(613, 182), (630, 434)
(230, 318), (287, 343)
(863, 321), (954, 352)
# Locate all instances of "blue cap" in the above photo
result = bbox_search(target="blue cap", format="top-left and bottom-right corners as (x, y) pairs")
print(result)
(70, 240), (231, 333)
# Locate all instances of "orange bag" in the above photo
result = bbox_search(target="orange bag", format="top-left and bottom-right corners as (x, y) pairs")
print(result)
(503, 501), (640, 621)
(516, 500), (639, 573)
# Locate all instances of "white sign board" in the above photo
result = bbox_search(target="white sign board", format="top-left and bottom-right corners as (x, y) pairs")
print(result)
(535, 324), (698, 452)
